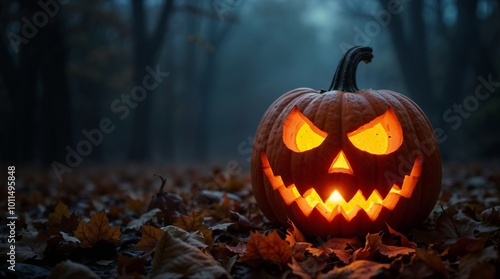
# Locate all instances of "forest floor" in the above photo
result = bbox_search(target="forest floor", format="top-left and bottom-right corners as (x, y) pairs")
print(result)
(0, 162), (499, 279)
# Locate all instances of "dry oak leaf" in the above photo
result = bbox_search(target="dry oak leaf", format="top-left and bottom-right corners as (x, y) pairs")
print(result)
(320, 260), (390, 279)
(240, 230), (292, 268)
(133, 225), (164, 253)
(74, 210), (121, 248)
(48, 201), (70, 225)
(149, 226), (229, 279)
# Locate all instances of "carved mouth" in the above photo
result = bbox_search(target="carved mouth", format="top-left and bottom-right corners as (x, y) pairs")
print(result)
(260, 152), (422, 221)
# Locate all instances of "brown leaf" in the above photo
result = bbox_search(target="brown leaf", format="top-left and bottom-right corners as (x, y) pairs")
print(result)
(289, 257), (326, 279)
(125, 196), (145, 214)
(226, 242), (246, 254)
(16, 230), (54, 261)
(442, 236), (488, 260)
(286, 219), (306, 246)
(458, 246), (498, 279)
(150, 226), (229, 278)
(240, 230), (292, 268)
(433, 210), (498, 245)
(321, 260), (390, 279)
(117, 254), (146, 277)
(386, 223), (414, 248)
(174, 213), (213, 246)
(48, 201), (70, 225)
(133, 225), (164, 253)
(352, 233), (381, 261)
(60, 213), (80, 234)
(379, 244), (415, 259)
(74, 210), (121, 248)
(415, 249), (449, 278)
(47, 260), (100, 279)
(318, 237), (360, 264)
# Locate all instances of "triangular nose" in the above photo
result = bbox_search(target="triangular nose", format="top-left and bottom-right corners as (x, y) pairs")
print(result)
(328, 150), (353, 175)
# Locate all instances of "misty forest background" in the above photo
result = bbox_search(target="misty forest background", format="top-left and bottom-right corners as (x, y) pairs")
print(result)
(1, 0), (500, 172)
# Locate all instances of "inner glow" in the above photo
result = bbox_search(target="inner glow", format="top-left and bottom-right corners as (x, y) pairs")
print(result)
(296, 123), (325, 151)
(283, 107), (328, 152)
(261, 152), (422, 221)
(347, 108), (403, 155)
(329, 150), (353, 174)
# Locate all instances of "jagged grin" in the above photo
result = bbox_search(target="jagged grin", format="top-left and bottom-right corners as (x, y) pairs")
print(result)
(261, 152), (423, 221)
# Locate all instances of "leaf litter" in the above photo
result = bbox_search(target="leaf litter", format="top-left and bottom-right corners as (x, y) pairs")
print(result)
(0, 163), (498, 278)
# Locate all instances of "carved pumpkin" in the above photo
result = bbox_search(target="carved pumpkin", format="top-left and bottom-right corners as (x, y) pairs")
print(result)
(251, 46), (441, 238)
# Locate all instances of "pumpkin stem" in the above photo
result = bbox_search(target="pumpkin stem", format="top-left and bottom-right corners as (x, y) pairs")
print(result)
(327, 46), (373, 92)
(154, 173), (167, 195)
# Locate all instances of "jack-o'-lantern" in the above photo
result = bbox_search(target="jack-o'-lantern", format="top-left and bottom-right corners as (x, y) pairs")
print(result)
(251, 46), (441, 238)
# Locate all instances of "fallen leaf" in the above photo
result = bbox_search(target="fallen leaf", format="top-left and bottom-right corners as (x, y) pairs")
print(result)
(433, 210), (498, 245)
(289, 257), (326, 279)
(286, 219), (306, 246)
(318, 237), (360, 264)
(48, 201), (70, 225)
(149, 226), (229, 279)
(379, 244), (415, 259)
(240, 230), (292, 268)
(60, 213), (80, 234)
(74, 210), (121, 248)
(16, 229), (57, 261)
(59, 231), (81, 244)
(47, 260), (100, 279)
(118, 254), (146, 277)
(386, 223), (414, 248)
(133, 225), (164, 253)
(458, 246), (498, 279)
(352, 233), (382, 261)
(226, 242), (246, 254)
(126, 208), (161, 230)
(321, 260), (390, 279)
(126, 196), (145, 214)
(163, 225), (207, 249)
(174, 213), (213, 246)
(415, 249), (449, 278)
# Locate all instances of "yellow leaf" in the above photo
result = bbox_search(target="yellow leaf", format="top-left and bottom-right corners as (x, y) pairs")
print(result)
(240, 230), (292, 268)
(133, 225), (164, 253)
(48, 201), (70, 225)
(74, 210), (120, 248)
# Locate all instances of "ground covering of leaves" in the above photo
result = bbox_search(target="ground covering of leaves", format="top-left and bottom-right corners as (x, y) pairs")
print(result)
(1, 162), (499, 278)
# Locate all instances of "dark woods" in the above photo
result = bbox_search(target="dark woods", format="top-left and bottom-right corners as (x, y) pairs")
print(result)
(1, 0), (499, 168)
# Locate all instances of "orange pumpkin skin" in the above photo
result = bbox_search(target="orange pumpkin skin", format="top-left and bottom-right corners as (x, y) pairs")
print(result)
(251, 47), (441, 238)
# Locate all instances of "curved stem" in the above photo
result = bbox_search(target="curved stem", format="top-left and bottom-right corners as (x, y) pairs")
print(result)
(327, 46), (373, 92)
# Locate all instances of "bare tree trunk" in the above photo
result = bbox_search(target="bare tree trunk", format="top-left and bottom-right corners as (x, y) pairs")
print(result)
(128, 0), (173, 161)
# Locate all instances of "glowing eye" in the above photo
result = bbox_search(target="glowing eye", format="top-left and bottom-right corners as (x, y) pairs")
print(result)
(347, 108), (403, 155)
(283, 107), (328, 152)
